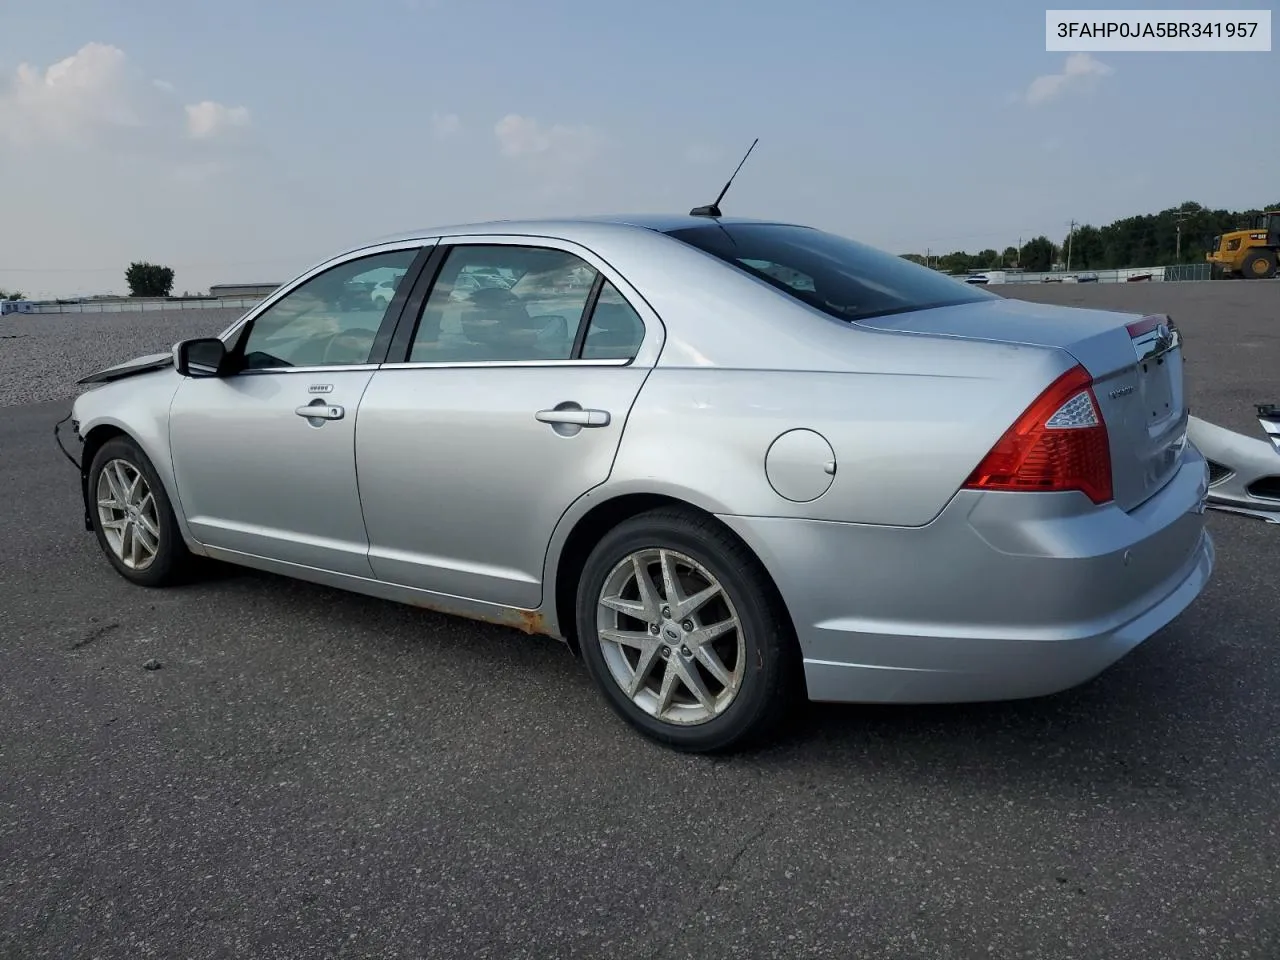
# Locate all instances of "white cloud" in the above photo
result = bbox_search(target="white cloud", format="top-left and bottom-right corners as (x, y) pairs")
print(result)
(0, 42), (252, 150)
(0, 42), (144, 144)
(494, 113), (604, 169)
(185, 100), (251, 139)
(431, 111), (461, 140)
(1024, 53), (1113, 105)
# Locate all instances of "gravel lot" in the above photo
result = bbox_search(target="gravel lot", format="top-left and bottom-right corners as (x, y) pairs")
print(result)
(1, 282), (1278, 959)
(0, 307), (246, 407)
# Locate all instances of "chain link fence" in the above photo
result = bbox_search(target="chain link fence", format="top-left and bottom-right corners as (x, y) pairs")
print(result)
(7, 297), (263, 315)
(1163, 263), (1213, 282)
(992, 263), (1216, 285)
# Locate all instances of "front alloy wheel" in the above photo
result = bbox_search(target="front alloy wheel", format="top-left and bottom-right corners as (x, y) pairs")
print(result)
(87, 436), (194, 587)
(96, 458), (161, 571)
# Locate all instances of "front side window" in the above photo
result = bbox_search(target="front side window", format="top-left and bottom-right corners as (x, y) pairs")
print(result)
(666, 223), (995, 323)
(409, 245), (599, 362)
(237, 248), (420, 369)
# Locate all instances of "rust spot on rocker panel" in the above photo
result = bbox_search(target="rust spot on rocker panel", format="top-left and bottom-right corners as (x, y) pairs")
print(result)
(514, 608), (550, 636)
(405, 595), (553, 637)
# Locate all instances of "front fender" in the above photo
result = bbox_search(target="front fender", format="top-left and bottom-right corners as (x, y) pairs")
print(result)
(72, 371), (206, 553)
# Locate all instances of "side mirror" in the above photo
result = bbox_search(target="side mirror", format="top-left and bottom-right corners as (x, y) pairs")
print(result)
(175, 337), (228, 378)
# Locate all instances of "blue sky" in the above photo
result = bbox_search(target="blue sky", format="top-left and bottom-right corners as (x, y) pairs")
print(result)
(1, 0), (1275, 297)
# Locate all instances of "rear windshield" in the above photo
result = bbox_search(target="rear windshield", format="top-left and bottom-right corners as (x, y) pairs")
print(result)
(666, 222), (995, 323)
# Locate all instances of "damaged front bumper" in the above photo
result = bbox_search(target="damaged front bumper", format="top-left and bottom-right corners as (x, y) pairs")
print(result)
(1187, 405), (1280, 524)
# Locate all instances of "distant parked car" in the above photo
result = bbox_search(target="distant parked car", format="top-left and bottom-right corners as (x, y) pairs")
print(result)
(64, 214), (1214, 752)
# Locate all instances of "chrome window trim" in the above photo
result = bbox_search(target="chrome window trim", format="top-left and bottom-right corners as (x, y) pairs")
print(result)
(379, 359), (633, 371)
(226, 358), (634, 376)
(232, 363), (383, 376)
(215, 238), (440, 343)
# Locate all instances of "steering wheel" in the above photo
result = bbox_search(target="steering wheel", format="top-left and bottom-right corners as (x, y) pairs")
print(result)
(321, 328), (379, 364)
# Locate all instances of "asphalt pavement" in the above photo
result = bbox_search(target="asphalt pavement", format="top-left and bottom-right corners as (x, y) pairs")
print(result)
(1, 284), (1278, 959)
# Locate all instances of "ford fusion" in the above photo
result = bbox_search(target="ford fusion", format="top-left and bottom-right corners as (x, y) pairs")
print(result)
(65, 215), (1215, 751)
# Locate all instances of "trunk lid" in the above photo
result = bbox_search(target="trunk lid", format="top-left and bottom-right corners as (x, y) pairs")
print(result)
(856, 297), (1188, 512)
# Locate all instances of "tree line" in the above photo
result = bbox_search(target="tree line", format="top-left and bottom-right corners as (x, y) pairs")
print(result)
(901, 200), (1280, 274)
(1, 263), (177, 303)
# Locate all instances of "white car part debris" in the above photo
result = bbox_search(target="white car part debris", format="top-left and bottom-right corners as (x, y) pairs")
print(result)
(1187, 405), (1280, 523)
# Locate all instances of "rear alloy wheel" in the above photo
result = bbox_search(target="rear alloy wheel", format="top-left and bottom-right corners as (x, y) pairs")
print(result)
(1242, 249), (1277, 279)
(88, 436), (194, 587)
(576, 508), (799, 752)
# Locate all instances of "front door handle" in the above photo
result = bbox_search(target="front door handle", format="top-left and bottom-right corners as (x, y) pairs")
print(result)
(535, 407), (610, 427)
(295, 402), (345, 421)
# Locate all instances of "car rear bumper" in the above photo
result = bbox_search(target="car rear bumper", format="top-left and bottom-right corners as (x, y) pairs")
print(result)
(718, 448), (1214, 704)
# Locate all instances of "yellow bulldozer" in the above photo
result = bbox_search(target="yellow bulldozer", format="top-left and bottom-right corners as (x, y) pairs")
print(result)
(1207, 210), (1279, 279)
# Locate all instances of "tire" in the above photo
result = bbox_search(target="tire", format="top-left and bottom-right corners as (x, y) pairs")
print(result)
(1241, 249), (1277, 279)
(87, 435), (195, 587)
(575, 507), (801, 753)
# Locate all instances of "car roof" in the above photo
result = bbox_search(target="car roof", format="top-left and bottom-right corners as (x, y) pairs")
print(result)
(360, 213), (805, 248)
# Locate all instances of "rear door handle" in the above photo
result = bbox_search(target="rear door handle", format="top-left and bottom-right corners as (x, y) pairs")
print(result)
(535, 408), (610, 427)
(295, 403), (345, 420)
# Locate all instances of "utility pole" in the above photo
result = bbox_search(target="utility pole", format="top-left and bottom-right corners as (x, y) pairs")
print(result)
(1067, 220), (1077, 272)
(1173, 208), (1193, 262)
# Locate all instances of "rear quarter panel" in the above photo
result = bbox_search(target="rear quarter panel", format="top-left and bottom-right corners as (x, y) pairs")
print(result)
(605, 328), (1077, 527)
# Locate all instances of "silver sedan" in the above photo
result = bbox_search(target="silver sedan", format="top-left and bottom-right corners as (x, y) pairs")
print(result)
(66, 215), (1215, 751)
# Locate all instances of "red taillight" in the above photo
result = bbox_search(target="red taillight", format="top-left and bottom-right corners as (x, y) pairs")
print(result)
(964, 364), (1114, 504)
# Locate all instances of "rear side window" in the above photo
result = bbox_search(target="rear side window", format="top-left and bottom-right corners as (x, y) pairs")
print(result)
(409, 244), (598, 363)
(580, 281), (645, 360)
(666, 222), (995, 323)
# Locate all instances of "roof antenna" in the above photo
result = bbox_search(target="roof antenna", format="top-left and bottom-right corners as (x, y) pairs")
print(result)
(689, 138), (758, 218)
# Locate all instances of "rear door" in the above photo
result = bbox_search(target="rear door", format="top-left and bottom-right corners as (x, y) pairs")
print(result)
(354, 236), (662, 608)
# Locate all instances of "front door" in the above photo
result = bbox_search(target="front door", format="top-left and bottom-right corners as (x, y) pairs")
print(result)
(355, 240), (656, 608)
(169, 245), (425, 577)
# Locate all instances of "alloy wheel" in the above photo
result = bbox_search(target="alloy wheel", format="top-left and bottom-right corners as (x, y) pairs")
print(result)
(595, 548), (746, 726)
(96, 458), (161, 571)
